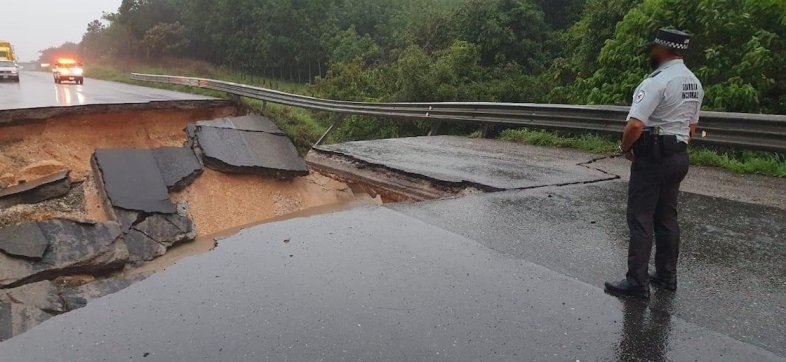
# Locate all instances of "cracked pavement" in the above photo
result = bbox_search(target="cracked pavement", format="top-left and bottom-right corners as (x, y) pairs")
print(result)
(1, 136), (784, 361)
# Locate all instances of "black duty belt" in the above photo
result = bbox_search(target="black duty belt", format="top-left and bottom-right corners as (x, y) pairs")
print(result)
(633, 128), (687, 160)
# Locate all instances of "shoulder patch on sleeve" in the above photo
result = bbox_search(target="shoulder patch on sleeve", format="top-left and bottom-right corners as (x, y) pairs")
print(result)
(635, 89), (646, 103)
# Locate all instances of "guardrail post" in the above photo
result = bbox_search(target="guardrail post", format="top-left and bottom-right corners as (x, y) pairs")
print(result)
(261, 100), (268, 113)
(480, 124), (498, 139)
(230, 94), (242, 105)
(314, 114), (346, 147)
(428, 121), (442, 136)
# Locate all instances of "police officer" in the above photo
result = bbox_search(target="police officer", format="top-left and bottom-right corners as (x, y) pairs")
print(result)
(605, 29), (704, 299)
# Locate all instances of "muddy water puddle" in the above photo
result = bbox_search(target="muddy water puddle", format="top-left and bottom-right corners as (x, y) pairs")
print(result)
(124, 195), (382, 277)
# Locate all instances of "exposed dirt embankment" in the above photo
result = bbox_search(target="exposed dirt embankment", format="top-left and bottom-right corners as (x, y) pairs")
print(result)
(0, 105), (363, 236)
(0, 106), (234, 181)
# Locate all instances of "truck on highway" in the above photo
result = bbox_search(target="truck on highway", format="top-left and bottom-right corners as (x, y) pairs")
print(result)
(0, 40), (16, 61)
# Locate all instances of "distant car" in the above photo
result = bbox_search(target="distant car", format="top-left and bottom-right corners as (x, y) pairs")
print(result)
(0, 60), (20, 82)
(52, 59), (84, 85)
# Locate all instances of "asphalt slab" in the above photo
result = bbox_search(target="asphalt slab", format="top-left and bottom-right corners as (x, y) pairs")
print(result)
(315, 136), (615, 190)
(151, 147), (203, 192)
(93, 149), (176, 214)
(195, 114), (284, 134)
(194, 126), (308, 177)
(0, 207), (780, 362)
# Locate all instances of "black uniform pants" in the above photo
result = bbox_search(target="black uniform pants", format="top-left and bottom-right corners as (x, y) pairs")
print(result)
(626, 151), (689, 286)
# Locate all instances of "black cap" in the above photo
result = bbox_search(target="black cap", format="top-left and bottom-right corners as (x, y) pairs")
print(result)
(647, 28), (692, 53)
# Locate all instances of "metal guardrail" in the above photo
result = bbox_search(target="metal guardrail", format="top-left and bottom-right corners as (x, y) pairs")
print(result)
(131, 73), (786, 152)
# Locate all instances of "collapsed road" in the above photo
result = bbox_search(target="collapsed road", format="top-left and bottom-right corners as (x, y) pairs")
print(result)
(1, 135), (784, 361)
(0, 81), (374, 342)
(1, 77), (784, 361)
(1, 127), (784, 361)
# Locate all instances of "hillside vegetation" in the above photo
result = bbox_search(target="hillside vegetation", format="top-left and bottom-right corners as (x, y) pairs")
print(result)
(42, 0), (786, 176)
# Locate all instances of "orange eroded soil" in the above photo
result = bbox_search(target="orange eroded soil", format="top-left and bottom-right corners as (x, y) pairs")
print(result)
(171, 169), (357, 236)
(0, 106), (235, 181)
(1, 106), (364, 239)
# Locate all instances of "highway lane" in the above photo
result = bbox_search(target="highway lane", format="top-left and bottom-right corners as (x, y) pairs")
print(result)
(1, 206), (782, 361)
(0, 71), (212, 111)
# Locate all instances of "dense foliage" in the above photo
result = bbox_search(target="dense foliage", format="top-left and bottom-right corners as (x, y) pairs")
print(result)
(60, 0), (786, 116)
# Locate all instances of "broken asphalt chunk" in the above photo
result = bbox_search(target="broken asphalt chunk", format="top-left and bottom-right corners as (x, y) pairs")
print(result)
(0, 219), (128, 288)
(151, 147), (203, 192)
(191, 125), (309, 178)
(0, 170), (71, 209)
(125, 213), (196, 263)
(93, 149), (177, 214)
(195, 114), (284, 135)
(0, 222), (49, 260)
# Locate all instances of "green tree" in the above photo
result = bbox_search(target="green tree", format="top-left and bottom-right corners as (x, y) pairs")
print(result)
(573, 0), (786, 113)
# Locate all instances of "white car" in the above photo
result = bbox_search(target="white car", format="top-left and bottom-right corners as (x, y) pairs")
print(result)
(0, 60), (20, 82)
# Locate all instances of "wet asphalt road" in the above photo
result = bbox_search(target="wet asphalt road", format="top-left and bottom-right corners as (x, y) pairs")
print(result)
(1, 136), (784, 361)
(396, 182), (786, 356)
(316, 136), (615, 190)
(0, 71), (211, 111)
(0, 206), (782, 362)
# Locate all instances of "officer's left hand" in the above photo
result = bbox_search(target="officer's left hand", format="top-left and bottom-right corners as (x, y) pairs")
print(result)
(624, 151), (635, 161)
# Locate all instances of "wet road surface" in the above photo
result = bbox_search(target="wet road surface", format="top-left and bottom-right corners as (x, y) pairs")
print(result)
(395, 182), (786, 356)
(0, 71), (212, 111)
(316, 136), (615, 190)
(0, 206), (782, 361)
(1, 135), (784, 361)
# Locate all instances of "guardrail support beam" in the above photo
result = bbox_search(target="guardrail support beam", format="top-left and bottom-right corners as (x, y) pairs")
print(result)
(480, 124), (498, 139)
(428, 122), (442, 136)
(314, 115), (346, 147)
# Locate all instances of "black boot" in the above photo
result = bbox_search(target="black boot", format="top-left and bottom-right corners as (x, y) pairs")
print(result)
(604, 279), (650, 299)
(649, 273), (677, 291)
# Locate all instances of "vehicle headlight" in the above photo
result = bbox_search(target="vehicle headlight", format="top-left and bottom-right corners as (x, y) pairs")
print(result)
(11, 68), (18, 74)
(72, 68), (84, 76)
(61, 69), (70, 75)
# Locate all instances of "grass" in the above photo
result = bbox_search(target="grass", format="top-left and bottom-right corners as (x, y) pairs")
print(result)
(499, 128), (786, 177)
(499, 128), (619, 154)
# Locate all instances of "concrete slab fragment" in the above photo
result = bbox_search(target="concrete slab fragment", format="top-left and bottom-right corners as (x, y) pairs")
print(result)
(151, 147), (203, 192)
(196, 114), (283, 134)
(315, 136), (614, 190)
(0, 170), (71, 208)
(194, 126), (308, 178)
(93, 149), (176, 214)
(0, 222), (49, 260)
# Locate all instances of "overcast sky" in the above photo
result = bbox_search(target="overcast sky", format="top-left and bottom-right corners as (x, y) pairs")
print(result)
(3, 0), (122, 61)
